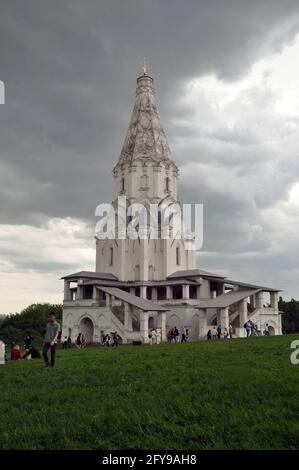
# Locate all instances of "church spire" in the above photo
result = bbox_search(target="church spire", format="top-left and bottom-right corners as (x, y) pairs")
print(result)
(116, 68), (175, 168)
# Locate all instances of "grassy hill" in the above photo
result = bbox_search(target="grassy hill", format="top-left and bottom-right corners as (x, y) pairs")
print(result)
(0, 334), (299, 450)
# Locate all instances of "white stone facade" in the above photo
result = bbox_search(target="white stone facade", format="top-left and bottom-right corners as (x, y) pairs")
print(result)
(62, 70), (282, 343)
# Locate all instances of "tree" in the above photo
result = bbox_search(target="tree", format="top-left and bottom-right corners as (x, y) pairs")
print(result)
(0, 303), (62, 345)
(279, 297), (299, 333)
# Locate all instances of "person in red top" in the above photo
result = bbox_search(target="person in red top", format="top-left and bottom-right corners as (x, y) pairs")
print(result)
(11, 344), (21, 360)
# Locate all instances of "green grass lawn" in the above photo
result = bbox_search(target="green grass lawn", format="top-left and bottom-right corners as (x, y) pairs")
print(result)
(1, 334), (299, 450)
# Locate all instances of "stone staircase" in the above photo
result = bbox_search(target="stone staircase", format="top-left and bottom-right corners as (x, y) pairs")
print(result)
(108, 306), (142, 343)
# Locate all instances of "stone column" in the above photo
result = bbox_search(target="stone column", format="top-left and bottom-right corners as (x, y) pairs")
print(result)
(196, 285), (201, 299)
(92, 286), (99, 302)
(105, 293), (111, 307)
(124, 303), (133, 332)
(239, 299), (247, 337)
(220, 307), (229, 330)
(256, 292), (264, 309)
(198, 309), (208, 338)
(140, 310), (149, 343)
(140, 286), (147, 299)
(182, 284), (190, 300)
(250, 294), (256, 310)
(76, 285), (83, 300)
(217, 283), (225, 296)
(64, 280), (72, 301)
(157, 311), (166, 342)
(166, 285), (173, 300)
(152, 287), (158, 301)
(130, 287), (135, 296)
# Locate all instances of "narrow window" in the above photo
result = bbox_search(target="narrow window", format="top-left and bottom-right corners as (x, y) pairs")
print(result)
(109, 247), (113, 266)
(165, 177), (170, 191)
(121, 177), (125, 192)
(176, 246), (180, 265)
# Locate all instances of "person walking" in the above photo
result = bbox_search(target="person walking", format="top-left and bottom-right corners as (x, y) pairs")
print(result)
(111, 331), (119, 347)
(207, 330), (212, 341)
(156, 328), (162, 345)
(181, 327), (187, 343)
(229, 324), (233, 339)
(211, 327), (218, 340)
(264, 323), (270, 336)
(245, 321), (251, 337)
(42, 312), (60, 368)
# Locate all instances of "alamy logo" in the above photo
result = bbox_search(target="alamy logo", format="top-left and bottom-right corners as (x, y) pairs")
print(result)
(0, 81), (5, 104)
(95, 196), (203, 250)
(290, 340), (299, 365)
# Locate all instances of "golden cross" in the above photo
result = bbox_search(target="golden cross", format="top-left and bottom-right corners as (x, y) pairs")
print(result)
(143, 57), (148, 75)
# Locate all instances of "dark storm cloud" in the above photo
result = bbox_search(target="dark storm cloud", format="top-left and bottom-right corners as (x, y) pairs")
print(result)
(1, 0), (299, 304)
(1, 0), (299, 223)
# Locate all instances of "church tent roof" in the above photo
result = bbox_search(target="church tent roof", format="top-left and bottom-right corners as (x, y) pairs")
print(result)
(115, 72), (176, 168)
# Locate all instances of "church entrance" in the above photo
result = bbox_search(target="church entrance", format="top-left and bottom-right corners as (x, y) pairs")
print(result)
(148, 316), (155, 330)
(79, 317), (94, 343)
(268, 325), (275, 336)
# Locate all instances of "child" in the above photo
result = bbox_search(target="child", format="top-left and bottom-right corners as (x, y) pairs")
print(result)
(11, 344), (21, 361)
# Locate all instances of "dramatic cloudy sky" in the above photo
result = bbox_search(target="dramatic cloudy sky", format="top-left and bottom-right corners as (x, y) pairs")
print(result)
(1, 0), (299, 313)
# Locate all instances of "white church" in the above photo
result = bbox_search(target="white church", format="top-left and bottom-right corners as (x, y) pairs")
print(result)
(61, 67), (282, 343)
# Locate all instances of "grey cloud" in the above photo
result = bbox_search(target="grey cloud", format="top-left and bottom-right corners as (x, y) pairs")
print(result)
(1, 1), (299, 304)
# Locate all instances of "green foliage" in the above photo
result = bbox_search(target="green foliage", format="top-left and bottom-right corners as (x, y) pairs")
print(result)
(0, 335), (299, 450)
(279, 297), (299, 333)
(0, 303), (62, 345)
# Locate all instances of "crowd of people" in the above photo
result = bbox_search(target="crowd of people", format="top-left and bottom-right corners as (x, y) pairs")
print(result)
(207, 324), (233, 340)
(166, 326), (189, 343)
(206, 321), (271, 340)
(244, 320), (259, 337)
(244, 320), (270, 337)
(101, 331), (121, 347)
(2, 310), (273, 367)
